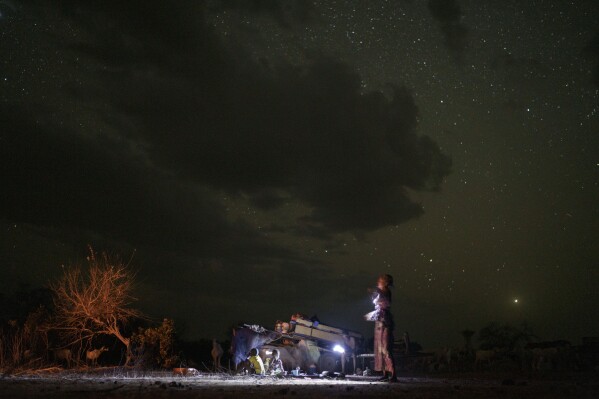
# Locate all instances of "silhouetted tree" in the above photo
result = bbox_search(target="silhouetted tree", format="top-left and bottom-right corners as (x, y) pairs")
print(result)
(461, 329), (475, 352)
(0, 286), (52, 324)
(478, 322), (537, 351)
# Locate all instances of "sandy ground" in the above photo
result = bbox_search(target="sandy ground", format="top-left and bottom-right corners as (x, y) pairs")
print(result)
(1, 371), (598, 399)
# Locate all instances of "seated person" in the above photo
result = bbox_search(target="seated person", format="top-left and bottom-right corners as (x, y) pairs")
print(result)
(237, 348), (265, 375)
(268, 349), (285, 375)
(247, 348), (265, 375)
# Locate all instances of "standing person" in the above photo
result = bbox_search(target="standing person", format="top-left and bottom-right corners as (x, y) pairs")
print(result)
(364, 274), (397, 382)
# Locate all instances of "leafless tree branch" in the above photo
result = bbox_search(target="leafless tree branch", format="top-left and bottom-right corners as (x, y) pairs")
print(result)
(49, 247), (141, 362)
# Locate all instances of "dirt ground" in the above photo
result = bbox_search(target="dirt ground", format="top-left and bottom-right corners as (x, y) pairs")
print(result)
(1, 370), (598, 399)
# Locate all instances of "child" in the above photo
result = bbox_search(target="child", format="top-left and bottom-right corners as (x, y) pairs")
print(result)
(247, 348), (265, 375)
(268, 349), (285, 375)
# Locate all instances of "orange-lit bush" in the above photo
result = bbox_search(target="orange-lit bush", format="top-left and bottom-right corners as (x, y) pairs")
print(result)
(49, 247), (141, 364)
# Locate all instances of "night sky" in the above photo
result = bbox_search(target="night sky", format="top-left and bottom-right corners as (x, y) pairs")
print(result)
(1, 0), (598, 348)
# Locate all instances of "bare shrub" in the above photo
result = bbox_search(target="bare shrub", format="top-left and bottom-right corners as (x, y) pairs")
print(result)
(49, 247), (141, 364)
(0, 324), (25, 369)
(10, 328), (23, 366)
(0, 333), (5, 368)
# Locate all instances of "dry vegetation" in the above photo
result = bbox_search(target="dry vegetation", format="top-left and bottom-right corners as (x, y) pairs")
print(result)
(0, 247), (176, 373)
(1, 247), (598, 398)
(49, 248), (141, 356)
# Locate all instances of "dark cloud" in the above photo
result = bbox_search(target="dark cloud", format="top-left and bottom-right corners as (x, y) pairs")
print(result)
(1, 104), (188, 250)
(3, 0), (596, 348)
(51, 1), (450, 236)
(247, 190), (288, 210)
(427, 0), (469, 63)
(0, 1), (452, 342)
(0, 98), (317, 334)
(2, 0), (451, 327)
(0, 103), (299, 268)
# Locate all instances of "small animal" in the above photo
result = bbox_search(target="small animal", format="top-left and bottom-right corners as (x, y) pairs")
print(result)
(86, 346), (108, 367)
(173, 367), (200, 376)
(53, 348), (73, 368)
(23, 349), (34, 360)
(211, 339), (224, 371)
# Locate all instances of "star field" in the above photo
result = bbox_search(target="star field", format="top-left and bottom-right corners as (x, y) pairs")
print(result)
(207, 0), (599, 343)
(1, 0), (598, 347)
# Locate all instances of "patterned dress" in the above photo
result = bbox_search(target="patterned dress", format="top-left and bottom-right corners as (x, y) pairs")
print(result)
(269, 357), (284, 375)
(367, 288), (396, 375)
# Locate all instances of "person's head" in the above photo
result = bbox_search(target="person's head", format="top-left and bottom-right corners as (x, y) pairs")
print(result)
(249, 348), (258, 357)
(272, 349), (280, 359)
(377, 274), (393, 290)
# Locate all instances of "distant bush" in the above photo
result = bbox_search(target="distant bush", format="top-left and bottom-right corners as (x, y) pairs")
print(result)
(130, 318), (179, 369)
